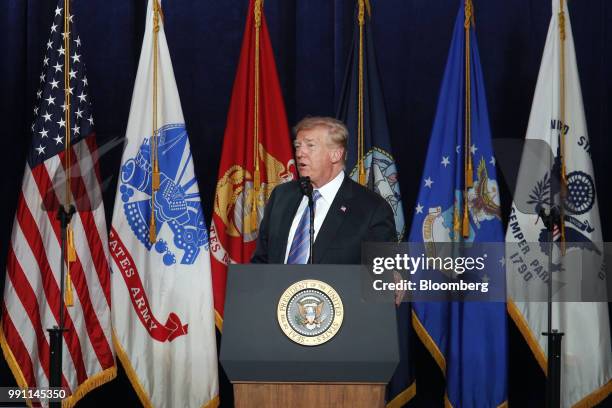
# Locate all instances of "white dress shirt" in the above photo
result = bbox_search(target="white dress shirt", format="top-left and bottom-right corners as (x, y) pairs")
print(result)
(283, 171), (345, 263)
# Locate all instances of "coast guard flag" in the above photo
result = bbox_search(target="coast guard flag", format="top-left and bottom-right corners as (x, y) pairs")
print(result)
(505, 1), (612, 406)
(1, 2), (116, 406)
(109, 1), (218, 407)
(210, 0), (296, 327)
(335, 1), (411, 406)
(410, 1), (507, 406)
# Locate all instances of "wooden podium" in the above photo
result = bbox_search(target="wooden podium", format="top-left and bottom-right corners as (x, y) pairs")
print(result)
(233, 383), (385, 408)
(220, 265), (399, 408)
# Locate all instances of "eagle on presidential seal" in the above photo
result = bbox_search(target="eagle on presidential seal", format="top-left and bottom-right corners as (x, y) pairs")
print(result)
(294, 296), (329, 331)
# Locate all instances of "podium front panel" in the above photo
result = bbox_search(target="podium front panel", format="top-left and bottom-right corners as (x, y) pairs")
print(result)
(219, 264), (399, 383)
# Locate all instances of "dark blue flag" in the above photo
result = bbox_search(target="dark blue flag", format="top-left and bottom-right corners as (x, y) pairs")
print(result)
(409, 0), (507, 406)
(336, 1), (413, 406)
(336, 0), (406, 243)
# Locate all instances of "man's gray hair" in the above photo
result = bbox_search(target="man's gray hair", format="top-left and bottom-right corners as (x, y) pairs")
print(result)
(293, 116), (348, 152)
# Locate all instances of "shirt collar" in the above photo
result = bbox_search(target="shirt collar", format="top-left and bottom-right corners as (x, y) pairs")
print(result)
(314, 171), (344, 204)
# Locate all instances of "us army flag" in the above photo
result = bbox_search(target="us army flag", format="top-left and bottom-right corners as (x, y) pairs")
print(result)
(505, 1), (612, 406)
(109, 1), (218, 407)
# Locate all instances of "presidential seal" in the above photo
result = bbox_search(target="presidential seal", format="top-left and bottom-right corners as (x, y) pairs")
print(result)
(277, 280), (344, 346)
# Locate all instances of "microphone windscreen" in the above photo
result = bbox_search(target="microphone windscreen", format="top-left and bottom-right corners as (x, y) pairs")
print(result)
(298, 176), (312, 196)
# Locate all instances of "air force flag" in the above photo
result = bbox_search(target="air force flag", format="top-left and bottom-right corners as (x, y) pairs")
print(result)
(410, 1), (507, 406)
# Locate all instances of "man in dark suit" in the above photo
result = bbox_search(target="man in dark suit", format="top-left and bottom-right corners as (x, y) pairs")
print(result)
(251, 116), (395, 264)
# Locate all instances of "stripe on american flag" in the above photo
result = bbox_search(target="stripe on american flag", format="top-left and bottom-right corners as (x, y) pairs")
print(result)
(15, 186), (88, 387)
(2, 303), (38, 386)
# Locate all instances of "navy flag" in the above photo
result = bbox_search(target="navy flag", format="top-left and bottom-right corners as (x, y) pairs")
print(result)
(336, 0), (405, 242)
(336, 1), (412, 406)
(410, 1), (507, 406)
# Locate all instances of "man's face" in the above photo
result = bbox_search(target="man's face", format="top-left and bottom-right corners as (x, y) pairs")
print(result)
(294, 126), (340, 188)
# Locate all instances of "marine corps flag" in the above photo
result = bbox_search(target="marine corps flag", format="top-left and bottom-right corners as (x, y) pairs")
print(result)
(410, 1), (507, 406)
(210, 0), (296, 325)
(335, 1), (411, 406)
(506, 0), (612, 406)
(109, 1), (218, 407)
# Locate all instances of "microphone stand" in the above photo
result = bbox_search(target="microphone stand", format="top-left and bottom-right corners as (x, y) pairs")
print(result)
(538, 206), (564, 408)
(308, 194), (314, 264)
(298, 177), (315, 264)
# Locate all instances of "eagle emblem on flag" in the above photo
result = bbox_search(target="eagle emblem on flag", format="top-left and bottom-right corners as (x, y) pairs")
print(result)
(119, 123), (209, 265)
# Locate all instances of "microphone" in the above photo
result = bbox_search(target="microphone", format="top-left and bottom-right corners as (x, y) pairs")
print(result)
(298, 176), (313, 199)
(298, 177), (315, 264)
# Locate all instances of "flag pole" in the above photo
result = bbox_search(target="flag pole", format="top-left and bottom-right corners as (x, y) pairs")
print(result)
(48, 0), (74, 405)
(357, 0), (366, 186)
(149, 0), (162, 244)
(558, 0), (568, 254)
(461, 0), (474, 238)
(252, 0), (262, 229)
(542, 2), (566, 408)
(62, 0), (75, 308)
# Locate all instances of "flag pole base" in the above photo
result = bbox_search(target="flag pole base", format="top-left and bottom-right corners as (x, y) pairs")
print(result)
(542, 330), (564, 408)
(47, 326), (67, 408)
(48, 204), (74, 408)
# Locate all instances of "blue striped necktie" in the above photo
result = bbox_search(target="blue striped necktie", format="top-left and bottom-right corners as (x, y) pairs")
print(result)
(286, 190), (322, 264)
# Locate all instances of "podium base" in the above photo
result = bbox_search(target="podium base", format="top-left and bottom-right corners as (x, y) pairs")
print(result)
(234, 382), (385, 408)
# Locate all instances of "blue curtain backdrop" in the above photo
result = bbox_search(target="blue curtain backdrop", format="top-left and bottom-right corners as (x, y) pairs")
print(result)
(1, 0), (610, 406)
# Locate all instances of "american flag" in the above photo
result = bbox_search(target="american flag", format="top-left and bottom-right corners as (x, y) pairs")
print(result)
(1, 1), (116, 406)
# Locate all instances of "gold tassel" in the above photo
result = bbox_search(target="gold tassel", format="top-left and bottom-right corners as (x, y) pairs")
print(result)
(65, 272), (74, 307)
(152, 163), (160, 191)
(465, 158), (473, 188)
(254, 167), (260, 193)
(252, 166), (261, 232)
(149, 211), (156, 244)
(67, 225), (76, 262)
(453, 205), (461, 236)
(462, 196), (470, 238)
(359, 165), (366, 186)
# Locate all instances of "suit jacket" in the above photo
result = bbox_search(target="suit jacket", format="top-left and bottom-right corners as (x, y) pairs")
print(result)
(251, 174), (396, 264)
